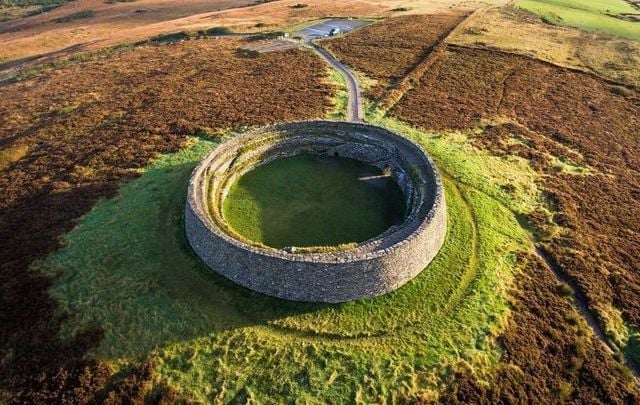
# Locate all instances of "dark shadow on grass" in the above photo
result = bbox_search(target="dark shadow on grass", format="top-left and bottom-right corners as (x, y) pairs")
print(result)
(40, 141), (333, 361)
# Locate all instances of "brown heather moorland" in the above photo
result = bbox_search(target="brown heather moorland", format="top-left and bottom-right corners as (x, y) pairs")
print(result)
(390, 45), (640, 399)
(0, 38), (333, 402)
(0, 0), (467, 65)
(442, 253), (640, 403)
(323, 13), (467, 99)
(2, 6), (640, 402)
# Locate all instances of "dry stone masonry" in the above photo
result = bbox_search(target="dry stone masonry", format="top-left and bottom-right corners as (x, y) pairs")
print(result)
(185, 121), (447, 302)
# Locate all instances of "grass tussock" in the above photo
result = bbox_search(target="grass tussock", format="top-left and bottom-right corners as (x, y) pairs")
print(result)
(0, 144), (29, 170)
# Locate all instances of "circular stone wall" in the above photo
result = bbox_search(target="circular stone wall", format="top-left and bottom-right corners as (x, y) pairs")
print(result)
(185, 121), (446, 303)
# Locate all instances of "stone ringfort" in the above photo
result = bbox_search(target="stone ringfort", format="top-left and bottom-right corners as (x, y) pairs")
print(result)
(185, 121), (446, 302)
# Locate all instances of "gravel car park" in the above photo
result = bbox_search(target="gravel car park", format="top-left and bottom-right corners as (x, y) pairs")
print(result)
(297, 18), (370, 40)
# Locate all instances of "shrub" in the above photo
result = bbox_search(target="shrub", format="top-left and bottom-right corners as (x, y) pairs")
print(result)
(609, 85), (632, 97)
(54, 103), (79, 115)
(235, 48), (260, 58)
(202, 26), (231, 36)
(555, 381), (574, 402)
(54, 9), (95, 23)
(564, 312), (580, 326)
(556, 282), (573, 297)
(149, 31), (191, 44)
(289, 3), (307, 8)
(0, 144), (29, 170)
(247, 31), (285, 41)
(9, 0), (72, 15)
(463, 27), (486, 35)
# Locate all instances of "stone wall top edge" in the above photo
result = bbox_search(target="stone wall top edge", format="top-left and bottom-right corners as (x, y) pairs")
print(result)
(186, 121), (445, 264)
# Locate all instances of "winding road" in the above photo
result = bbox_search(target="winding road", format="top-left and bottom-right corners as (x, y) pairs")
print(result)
(312, 44), (363, 123)
(307, 16), (640, 383)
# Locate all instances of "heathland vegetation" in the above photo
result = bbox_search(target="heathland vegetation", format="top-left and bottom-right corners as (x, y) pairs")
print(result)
(390, 45), (640, 341)
(0, 0), (70, 20)
(322, 10), (640, 400)
(0, 38), (333, 401)
(2, 1), (640, 402)
(323, 13), (467, 99)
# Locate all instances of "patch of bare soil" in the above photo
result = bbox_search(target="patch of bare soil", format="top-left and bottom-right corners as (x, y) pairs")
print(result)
(322, 13), (467, 99)
(0, 38), (332, 402)
(391, 45), (640, 399)
(0, 0), (255, 61)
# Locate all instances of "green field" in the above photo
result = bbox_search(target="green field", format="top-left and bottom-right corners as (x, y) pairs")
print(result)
(222, 154), (405, 248)
(517, 0), (640, 40)
(35, 110), (557, 401)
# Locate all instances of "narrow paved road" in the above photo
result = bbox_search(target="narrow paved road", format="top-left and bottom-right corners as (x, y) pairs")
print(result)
(311, 18), (640, 384)
(313, 44), (363, 122)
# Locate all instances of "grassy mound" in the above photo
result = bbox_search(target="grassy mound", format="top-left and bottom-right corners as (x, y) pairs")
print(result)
(222, 154), (406, 248)
(37, 113), (546, 400)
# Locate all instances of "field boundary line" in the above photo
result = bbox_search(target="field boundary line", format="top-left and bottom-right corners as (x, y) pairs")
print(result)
(377, 8), (482, 115)
(534, 247), (640, 382)
(448, 43), (640, 92)
(379, 0), (638, 117)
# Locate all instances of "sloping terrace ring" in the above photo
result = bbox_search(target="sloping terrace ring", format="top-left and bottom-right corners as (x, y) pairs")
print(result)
(185, 121), (447, 302)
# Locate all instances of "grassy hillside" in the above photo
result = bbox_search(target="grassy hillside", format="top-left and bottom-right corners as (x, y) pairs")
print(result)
(36, 113), (548, 401)
(516, 0), (640, 40)
(450, 7), (640, 87)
